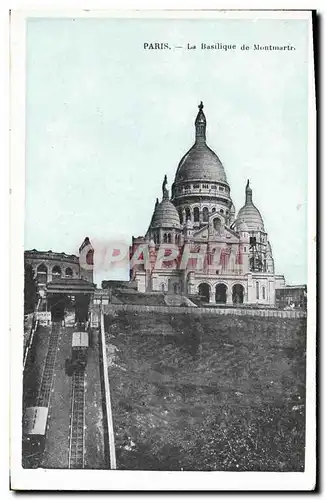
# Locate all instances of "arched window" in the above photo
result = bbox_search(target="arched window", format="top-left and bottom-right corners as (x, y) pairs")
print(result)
(185, 207), (191, 220)
(194, 207), (200, 222)
(198, 283), (210, 302)
(167, 233), (172, 244)
(65, 267), (73, 278)
(179, 210), (183, 224)
(215, 283), (227, 304)
(173, 283), (179, 294)
(163, 233), (168, 243)
(220, 209), (224, 214)
(256, 281), (260, 300)
(161, 283), (165, 292)
(203, 207), (209, 222)
(86, 249), (94, 266)
(212, 208), (216, 213)
(213, 218), (221, 232)
(262, 286), (266, 300)
(232, 284), (245, 304)
(52, 265), (62, 279)
(37, 263), (48, 284)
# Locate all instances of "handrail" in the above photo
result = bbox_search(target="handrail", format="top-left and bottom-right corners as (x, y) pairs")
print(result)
(99, 306), (117, 469)
(23, 298), (41, 370)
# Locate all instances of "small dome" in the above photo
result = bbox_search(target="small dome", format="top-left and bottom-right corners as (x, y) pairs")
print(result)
(236, 204), (264, 231)
(235, 219), (249, 232)
(150, 199), (181, 229)
(236, 180), (264, 231)
(266, 241), (273, 256)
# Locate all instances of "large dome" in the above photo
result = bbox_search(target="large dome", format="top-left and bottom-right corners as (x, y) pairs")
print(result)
(175, 142), (227, 183)
(236, 181), (264, 231)
(174, 102), (228, 184)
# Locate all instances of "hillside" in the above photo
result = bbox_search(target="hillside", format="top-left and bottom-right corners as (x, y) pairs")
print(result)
(111, 290), (167, 306)
(104, 311), (306, 471)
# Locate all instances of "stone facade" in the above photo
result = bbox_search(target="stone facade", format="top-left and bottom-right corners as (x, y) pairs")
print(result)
(131, 103), (286, 306)
(25, 237), (94, 293)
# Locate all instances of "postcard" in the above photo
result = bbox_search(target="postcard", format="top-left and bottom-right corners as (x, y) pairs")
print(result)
(10, 9), (316, 491)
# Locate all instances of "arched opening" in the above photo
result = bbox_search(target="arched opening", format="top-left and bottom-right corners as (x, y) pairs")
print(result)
(256, 281), (260, 300)
(65, 267), (73, 278)
(173, 283), (179, 294)
(160, 283), (165, 292)
(194, 207), (200, 222)
(185, 207), (191, 221)
(215, 283), (227, 304)
(179, 211), (183, 224)
(163, 233), (168, 243)
(36, 263), (48, 284)
(203, 207), (209, 222)
(167, 233), (172, 244)
(213, 218), (221, 232)
(232, 284), (244, 304)
(86, 249), (94, 266)
(262, 286), (266, 300)
(52, 265), (62, 279)
(198, 283), (210, 303)
(48, 294), (66, 322)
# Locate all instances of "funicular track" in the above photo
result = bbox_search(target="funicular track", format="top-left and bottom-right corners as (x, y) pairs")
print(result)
(37, 322), (61, 407)
(68, 369), (86, 469)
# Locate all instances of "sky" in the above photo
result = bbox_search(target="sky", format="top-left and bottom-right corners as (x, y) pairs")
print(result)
(25, 16), (309, 285)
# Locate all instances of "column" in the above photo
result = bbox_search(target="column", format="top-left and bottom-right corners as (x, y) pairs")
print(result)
(226, 286), (233, 305)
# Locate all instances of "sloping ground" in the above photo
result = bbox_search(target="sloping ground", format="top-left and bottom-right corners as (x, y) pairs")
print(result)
(105, 312), (306, 471)
(113, 291), (167, 306)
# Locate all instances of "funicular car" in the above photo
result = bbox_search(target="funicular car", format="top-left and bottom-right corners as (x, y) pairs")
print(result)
(22, 406), (48, 468)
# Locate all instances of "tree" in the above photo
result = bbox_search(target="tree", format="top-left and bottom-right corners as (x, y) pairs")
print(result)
(24, 264), (37, 314)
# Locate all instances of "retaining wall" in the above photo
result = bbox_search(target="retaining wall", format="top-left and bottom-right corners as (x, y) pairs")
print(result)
(102, 303), (306, 319)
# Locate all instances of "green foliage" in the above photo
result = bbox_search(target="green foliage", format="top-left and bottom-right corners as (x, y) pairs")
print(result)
(24, 263), (38, 314)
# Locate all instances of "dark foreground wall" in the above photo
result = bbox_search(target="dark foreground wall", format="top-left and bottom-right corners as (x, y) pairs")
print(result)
(104, 311), (306, 471)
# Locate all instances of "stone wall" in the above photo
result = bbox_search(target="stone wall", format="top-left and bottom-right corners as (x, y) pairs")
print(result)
(102, 303), (306, 319)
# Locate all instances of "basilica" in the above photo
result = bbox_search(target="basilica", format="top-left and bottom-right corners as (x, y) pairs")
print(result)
(130, 102), (286, 305)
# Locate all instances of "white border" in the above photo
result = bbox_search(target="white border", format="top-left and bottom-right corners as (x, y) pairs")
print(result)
(9, 8), (316, 492)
